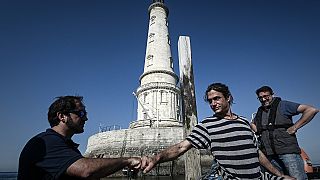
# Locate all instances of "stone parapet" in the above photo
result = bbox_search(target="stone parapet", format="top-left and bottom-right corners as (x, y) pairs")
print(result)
(85, 127), (214, 177)
(129, 119), (182, 129)
(85, 127), (184, 156)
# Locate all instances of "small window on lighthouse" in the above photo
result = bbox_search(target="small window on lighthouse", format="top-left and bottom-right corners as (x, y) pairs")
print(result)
(149, 33), (155, 43)
(160, 90), (168, 103)
(143, 92), (148, 103)
(170, 57), (173, 68)
(147, 55), (153, 67)
(150, 15), (156, 25)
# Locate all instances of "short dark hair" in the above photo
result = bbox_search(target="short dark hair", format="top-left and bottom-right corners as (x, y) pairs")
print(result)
(47, 96), (84, 127)
(204, 82), (233, 104)
(255, 86), (274, 96)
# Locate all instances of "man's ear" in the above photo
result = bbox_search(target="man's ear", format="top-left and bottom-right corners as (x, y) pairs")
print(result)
(57, 112), (67, 123)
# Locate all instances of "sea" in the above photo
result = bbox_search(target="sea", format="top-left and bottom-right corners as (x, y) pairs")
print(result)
(0, 172), (17, 180)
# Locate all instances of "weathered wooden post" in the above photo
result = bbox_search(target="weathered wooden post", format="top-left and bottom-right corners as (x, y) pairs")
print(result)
(178, 36), (201, 180)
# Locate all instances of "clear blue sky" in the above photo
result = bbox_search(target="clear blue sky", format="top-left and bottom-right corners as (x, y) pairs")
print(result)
(0, 0), (319, 172)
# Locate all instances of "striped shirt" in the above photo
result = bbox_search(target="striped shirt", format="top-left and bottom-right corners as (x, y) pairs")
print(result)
(186, 115), (262, 179)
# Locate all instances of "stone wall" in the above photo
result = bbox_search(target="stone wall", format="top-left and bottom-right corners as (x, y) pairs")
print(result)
(85, 127), (214, 177)
(85, 127), (185, 156)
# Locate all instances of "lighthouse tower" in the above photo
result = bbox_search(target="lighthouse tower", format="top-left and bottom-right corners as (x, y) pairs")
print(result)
(130, 0), (182, 129)
(85, 1), (214, 176)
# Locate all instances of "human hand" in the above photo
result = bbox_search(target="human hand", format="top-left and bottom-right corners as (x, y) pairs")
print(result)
(286, 125), (297, 135)
(141, 155), (158, 173)
(127, 157), (141, 170)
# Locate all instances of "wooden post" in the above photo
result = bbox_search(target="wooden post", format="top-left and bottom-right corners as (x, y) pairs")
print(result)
(178, 36), (201, 180)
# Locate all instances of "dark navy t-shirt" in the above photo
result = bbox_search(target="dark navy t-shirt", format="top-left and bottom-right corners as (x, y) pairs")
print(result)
(18, 129), (83, 180)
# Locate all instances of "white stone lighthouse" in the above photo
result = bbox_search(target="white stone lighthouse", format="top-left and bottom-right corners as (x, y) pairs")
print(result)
(130, 0), (182, 129)
(84, 1), (215, 176)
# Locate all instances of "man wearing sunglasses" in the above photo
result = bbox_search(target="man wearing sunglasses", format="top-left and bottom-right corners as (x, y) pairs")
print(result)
(18, 96), (141, 180)
(251, 86), (319, 180)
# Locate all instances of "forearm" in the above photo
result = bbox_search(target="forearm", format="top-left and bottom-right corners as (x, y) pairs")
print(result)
(258, 150), (283, 177)
(156, 140), (192, 164)
(141, 140), (192, 173)
(250, 122), (257, 133)
(295, 106), (318, 130)
(67, 157), (131, 179)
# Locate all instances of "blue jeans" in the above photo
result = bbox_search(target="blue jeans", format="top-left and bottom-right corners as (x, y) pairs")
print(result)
(268, 154), (307, 180)
(201, 160), (222, 180)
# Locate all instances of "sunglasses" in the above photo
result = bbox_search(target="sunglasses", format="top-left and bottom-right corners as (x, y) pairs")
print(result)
(257, 94), (271, 101)
(69, 110), (86, 118)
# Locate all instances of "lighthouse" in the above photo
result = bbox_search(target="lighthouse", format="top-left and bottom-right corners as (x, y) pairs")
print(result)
(130, 0), (182, 128)
(85, 1), (212, 176)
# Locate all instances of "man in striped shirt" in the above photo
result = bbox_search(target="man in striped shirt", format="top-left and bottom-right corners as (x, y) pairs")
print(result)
(141, 83), (295, 180)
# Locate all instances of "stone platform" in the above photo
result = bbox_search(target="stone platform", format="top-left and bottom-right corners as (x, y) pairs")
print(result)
(85, 126), (213, 176)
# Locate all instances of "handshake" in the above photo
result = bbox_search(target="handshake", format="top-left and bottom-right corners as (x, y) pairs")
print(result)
(126, 155), (159, 174)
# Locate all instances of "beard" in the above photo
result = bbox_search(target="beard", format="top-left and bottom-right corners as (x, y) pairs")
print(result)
(66, 117), (84, 134)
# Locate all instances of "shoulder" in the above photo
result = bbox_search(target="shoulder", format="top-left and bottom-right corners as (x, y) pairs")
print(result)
(22, 129), (68, 155)
(199, 116), (227, 128)
(236, 116), (251, 126)
(19, 131), (50, 163)
(238, 115), (248, 121)
(279, 100), (300, 107)
(37, 129), (67, 146)
(201, 116), (220, 124)
(278, 100), (300, 115)
(22, 130), (51, 149)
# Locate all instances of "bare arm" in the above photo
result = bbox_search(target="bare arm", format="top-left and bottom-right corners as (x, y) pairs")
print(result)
(250, 122), (257, 133)
(287, 105), (318, 134)
(258, 150), (283, 177)
(155, 139), (193, 163)
(258, 150), (296, 179)
(141, 140), (193, 173)
(66, 157), (141, 179)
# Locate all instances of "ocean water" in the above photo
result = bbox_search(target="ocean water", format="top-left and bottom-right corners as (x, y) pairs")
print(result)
(0, 172), (17, 180)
